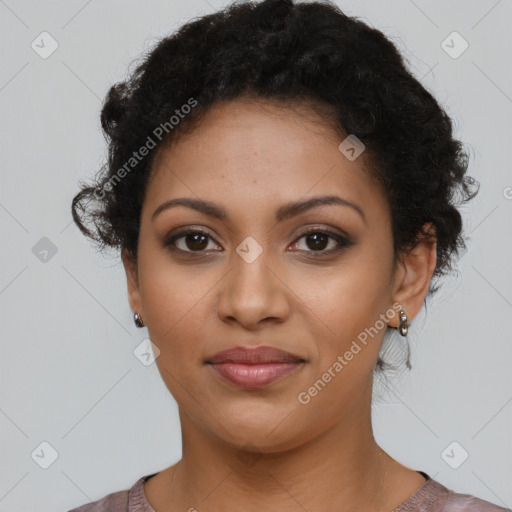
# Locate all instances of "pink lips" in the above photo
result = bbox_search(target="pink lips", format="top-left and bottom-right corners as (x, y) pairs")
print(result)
(206, 346), (305, 388)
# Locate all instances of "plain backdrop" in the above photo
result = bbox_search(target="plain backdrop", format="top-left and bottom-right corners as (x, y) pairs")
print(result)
(0, 1), (511, 511)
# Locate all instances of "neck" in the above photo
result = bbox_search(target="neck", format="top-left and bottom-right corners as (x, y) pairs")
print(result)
(153, 395), (404, 512)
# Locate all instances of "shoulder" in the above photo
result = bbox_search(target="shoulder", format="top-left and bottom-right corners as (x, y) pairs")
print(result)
(443, 487), (510, 512)
(67, 489), (129, 512)
(66, 472), (157, 512)
(422, 478), (510, 512)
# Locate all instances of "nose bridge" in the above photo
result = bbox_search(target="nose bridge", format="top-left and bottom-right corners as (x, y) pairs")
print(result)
(216, 235), (289, 327)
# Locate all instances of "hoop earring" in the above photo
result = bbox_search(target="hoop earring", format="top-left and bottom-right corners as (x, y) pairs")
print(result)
(134, 312), (145, 328)
(398, 309), (408, 336)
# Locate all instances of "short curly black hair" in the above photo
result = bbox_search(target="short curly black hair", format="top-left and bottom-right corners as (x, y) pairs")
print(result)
(72, 0), (478, 374)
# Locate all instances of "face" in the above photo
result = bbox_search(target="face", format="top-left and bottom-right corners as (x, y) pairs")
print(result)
(123, 97), (429, 453)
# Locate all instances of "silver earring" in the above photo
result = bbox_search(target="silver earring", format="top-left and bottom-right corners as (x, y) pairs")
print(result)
(134, 312), (145, 328)
(398, 310), (408, 336)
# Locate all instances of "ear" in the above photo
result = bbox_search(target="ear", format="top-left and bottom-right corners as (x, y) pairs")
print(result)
(388, 222), (437, 328)
(121, 249), (144, 319)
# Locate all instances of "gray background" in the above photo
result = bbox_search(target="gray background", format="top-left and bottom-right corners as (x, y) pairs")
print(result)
(1, 1), (511, 511)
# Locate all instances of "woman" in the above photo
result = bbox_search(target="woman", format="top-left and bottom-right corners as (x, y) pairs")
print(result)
(69, 0), (508, 510)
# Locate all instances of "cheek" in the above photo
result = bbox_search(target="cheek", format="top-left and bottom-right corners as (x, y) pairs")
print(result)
(136, 251), (194, 355)
(295, 251), (392, 334)
(291, 250), (393, 383)
(137, 235), (203, 330)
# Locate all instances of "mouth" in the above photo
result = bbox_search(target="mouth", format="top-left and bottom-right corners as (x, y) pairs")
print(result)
(206, 345), (305, 365)
(205, 345), (306, 389)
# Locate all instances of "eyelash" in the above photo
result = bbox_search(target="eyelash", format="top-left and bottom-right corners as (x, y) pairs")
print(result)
(163, 227), (353, 258)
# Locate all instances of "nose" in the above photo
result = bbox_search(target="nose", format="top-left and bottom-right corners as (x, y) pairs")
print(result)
(216, 249), (291, 330)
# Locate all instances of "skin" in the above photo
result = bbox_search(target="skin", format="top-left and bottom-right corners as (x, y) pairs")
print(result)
(122, 96), (437, 512)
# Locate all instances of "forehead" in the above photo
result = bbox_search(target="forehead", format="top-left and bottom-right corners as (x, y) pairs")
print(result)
(143, 98), (389, 225)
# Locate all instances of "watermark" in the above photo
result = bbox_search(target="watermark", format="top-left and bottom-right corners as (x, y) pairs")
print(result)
(441, 441), (469, 469)
(94, 97), (198, 200)
(236, 236), (263, 263)
(32, 236), (58, 263)
(31, 31), (59, 59)
(133, 338), (160, 366)
(338, 134), (365, 161)
(236, 442), (262, 467)
(503, 186), (512, 200)
(31, 441), (59, 469)
(441, 31), (469, 60)
(297, 302), (402, 405)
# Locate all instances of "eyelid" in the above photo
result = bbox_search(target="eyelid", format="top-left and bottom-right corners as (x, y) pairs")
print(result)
(289, 226), (354, 255)
(164, 226), (222, 251)
(163, 223), (353, 256)
(290, 223), (351, 241)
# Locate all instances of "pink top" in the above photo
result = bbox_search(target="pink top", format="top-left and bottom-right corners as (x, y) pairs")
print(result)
(68, 471), (511, 512)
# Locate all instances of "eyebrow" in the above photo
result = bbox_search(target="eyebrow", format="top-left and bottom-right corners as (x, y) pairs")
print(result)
(151, 195), (366, 224)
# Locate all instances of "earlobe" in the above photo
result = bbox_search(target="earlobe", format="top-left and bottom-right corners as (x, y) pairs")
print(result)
(388, 222), (437, 328)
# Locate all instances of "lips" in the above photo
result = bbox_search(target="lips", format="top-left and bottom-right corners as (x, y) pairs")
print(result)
(207, 346), (305, 365)
(206, 346), (305, 388)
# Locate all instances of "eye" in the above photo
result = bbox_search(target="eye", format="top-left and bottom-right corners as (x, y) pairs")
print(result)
(164, 229), (221, 254)
(289, 228), (353, 256)
(163, 226), (353, 257)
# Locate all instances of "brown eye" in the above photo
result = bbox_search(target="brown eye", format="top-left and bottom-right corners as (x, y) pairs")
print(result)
(164, 230), (220, 253)
(303, 232), (330, 251)
(289, 229), (353, 256)
(181, 232), (210, 251)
